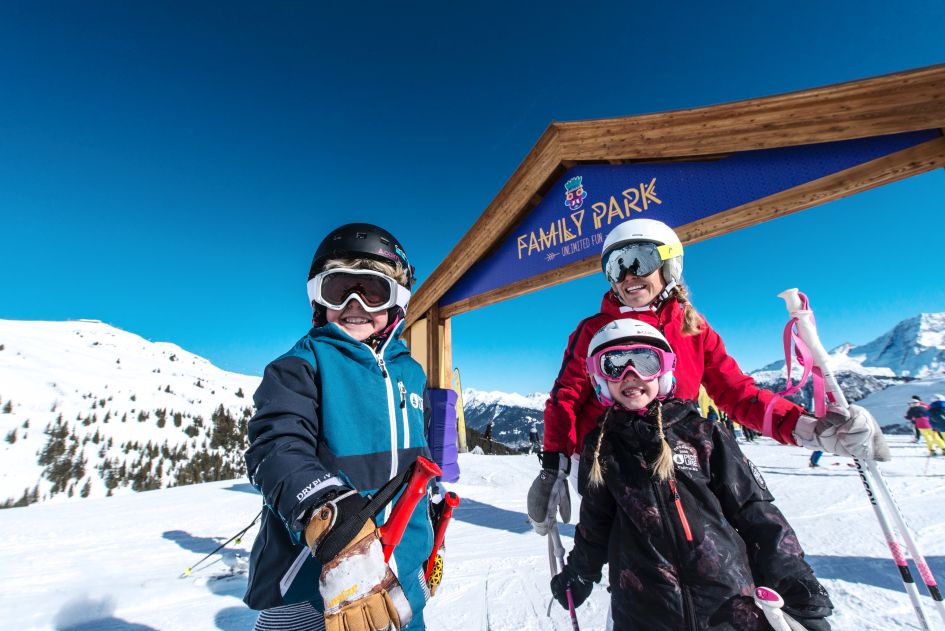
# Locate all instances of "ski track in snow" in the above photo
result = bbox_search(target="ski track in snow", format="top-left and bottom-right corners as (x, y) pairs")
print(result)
(1, 437), (944, 630)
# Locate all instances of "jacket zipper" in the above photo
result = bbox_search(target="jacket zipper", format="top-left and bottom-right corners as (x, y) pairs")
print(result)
(668, 479), (693, 543)
(399, 381), (410, 448)
(653, 479), (696, 630)
(369, 334), (399, 521)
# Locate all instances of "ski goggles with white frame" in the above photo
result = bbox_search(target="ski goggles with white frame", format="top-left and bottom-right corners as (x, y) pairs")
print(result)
(586, 344), (676, 383)
(603, 242), (682, 284)
(307, 268), (411, 313)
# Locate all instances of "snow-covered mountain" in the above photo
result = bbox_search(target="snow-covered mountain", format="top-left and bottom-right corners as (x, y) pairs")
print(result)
(461, 389), (546, 449)
(754, 312), (945, 380)
(0, 319), (261, 508)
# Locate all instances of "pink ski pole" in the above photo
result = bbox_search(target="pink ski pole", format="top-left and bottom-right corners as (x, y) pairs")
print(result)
(778, 288), (942, 629)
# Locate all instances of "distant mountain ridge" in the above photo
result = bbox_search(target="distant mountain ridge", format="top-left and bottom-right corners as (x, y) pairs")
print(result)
(754, 312), (945, 379)
(464, 312), (945, 441)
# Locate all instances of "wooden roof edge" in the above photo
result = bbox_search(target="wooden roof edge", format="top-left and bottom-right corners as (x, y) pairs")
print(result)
(406, 122), (563, 325)
(406, 64), (945, 327)
(557, 63), (945, 131)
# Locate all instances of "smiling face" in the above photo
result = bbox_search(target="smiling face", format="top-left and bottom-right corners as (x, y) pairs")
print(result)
(325, 299), (389, 341)
(606, 370), (659, 411)
(613, 267), (667, 308)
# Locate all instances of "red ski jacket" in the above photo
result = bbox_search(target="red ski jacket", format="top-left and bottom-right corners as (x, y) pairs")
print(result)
(543, 291), (804, 455)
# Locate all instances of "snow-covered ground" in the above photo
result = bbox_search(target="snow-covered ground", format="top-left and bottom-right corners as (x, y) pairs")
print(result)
(1, 436), (942, 630)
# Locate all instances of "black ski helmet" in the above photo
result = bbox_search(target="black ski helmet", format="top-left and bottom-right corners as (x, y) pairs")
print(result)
(308, 223), (415, 288)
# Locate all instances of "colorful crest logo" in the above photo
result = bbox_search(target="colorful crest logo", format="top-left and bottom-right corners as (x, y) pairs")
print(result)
(564, 176), (587, 211)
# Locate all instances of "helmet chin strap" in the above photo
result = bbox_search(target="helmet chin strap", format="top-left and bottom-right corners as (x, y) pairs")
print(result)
(615, 279), (678, 313)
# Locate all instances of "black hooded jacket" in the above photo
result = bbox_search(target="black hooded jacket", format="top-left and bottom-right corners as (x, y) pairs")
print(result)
(570, 399), (831, 631)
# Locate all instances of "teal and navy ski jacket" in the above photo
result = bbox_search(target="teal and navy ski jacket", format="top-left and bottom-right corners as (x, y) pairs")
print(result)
(243, 321), (433, 616)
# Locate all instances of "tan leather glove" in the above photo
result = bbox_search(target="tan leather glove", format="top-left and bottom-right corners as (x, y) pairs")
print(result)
(306, 495), (413, 631)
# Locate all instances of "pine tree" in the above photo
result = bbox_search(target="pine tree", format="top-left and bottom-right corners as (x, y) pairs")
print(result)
(80, 478), (91, 498)
(5, 429), (16, 444)
(2, 400), (12, 413)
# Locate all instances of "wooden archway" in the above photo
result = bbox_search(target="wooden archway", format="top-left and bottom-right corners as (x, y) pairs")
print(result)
(405, 64), (945, 388)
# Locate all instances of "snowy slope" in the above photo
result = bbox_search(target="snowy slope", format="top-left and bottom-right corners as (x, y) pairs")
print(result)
(0, 319), (261, 506)
(0, 436), (941, 631)
(856, 376), (945, 431)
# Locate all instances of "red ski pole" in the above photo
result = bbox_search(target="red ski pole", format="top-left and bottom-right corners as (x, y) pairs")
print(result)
(425, 491), (460, 582)
(378, 456), (442, 562)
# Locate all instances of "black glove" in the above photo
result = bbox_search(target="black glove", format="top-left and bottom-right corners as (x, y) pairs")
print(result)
(550, 564), (594, 611)
(778, 575), (833, 631)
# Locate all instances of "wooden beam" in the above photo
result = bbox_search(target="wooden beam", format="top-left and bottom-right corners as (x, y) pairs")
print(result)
(408, 65), (945, 324)
(438, 135), (945, 318)
(557, 65), (945, 161)
(425, 305), (442, 389)
(441, 318), (452, 390)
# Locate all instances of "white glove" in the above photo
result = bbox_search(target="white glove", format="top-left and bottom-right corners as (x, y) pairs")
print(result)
(793, 404), (891, 462)
(526, 452), (571, 535)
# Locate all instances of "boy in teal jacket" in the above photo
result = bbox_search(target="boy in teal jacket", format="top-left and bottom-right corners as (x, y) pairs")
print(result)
(244, 223), (433, 631)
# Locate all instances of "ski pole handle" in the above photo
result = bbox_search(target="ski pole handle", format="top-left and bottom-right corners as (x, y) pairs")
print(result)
(753, 587), (807, 631)
(777, 289), (849, 413)
(424, 491), (460, 582)
(379, 456), (442, 562)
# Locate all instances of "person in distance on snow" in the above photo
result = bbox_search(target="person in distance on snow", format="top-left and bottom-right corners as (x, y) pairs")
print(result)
(528, 218), (889, 535)
(905, 397), (944, 456)
(929, 394), (945, 439)
(550, 320), (834, 630)
(243, 224), (433, 631)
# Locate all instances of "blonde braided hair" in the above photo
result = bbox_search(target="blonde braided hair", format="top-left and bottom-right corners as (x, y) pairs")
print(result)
(587, 404), (676, 487)
(587, 408), (612, 489)
(671, 283), (704, 337)
(651, 402), (675, 482)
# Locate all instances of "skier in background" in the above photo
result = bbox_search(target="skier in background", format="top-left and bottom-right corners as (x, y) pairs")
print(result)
(906, 398), (945, 456)
(484, 420), (494, 454)
(243, 224), (433, 631)
(909, 395), (926, 442)
(529, 218), (888, 541)
(529, 425), (540, 454)
(720, 411), (736, 437)
(930, 394), (945, 440)
(550, 320), (833, 630)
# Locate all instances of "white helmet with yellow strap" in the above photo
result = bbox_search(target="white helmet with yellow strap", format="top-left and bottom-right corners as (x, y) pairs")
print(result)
(601, 218), (684, 307)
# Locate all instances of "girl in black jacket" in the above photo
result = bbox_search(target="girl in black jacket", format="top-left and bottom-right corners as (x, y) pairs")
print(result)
(550, 319), (833, 630)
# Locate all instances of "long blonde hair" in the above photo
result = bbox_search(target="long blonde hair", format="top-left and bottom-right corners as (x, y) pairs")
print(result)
(588, 403), (676, 487)
(672, 283), (704, 337)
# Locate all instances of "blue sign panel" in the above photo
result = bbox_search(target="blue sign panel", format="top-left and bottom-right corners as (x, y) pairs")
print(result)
(442, 129), (940, 307)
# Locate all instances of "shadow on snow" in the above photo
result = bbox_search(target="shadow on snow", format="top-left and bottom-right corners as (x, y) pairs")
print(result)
(54, 595), (159, 631)
(808, 555), (945, 593)
(452, 497), (576, 538)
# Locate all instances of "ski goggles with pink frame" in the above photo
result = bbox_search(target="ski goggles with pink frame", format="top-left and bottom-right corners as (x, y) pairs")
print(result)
(586, 344), (677, 382)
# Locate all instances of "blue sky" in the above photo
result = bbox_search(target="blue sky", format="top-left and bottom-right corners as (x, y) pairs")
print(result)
(0, 1), (943, 394)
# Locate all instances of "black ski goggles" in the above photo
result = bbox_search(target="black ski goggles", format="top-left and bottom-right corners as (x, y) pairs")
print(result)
(602, 242), (680, 284)
(307, 268), (411, 313)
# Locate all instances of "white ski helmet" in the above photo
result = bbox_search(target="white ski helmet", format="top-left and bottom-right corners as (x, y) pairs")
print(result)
(601, 218), (684, 290)
(586, 319), (677, 406)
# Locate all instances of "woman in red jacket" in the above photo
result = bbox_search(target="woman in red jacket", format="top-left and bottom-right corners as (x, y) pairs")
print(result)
(527, 218), (889, 535)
